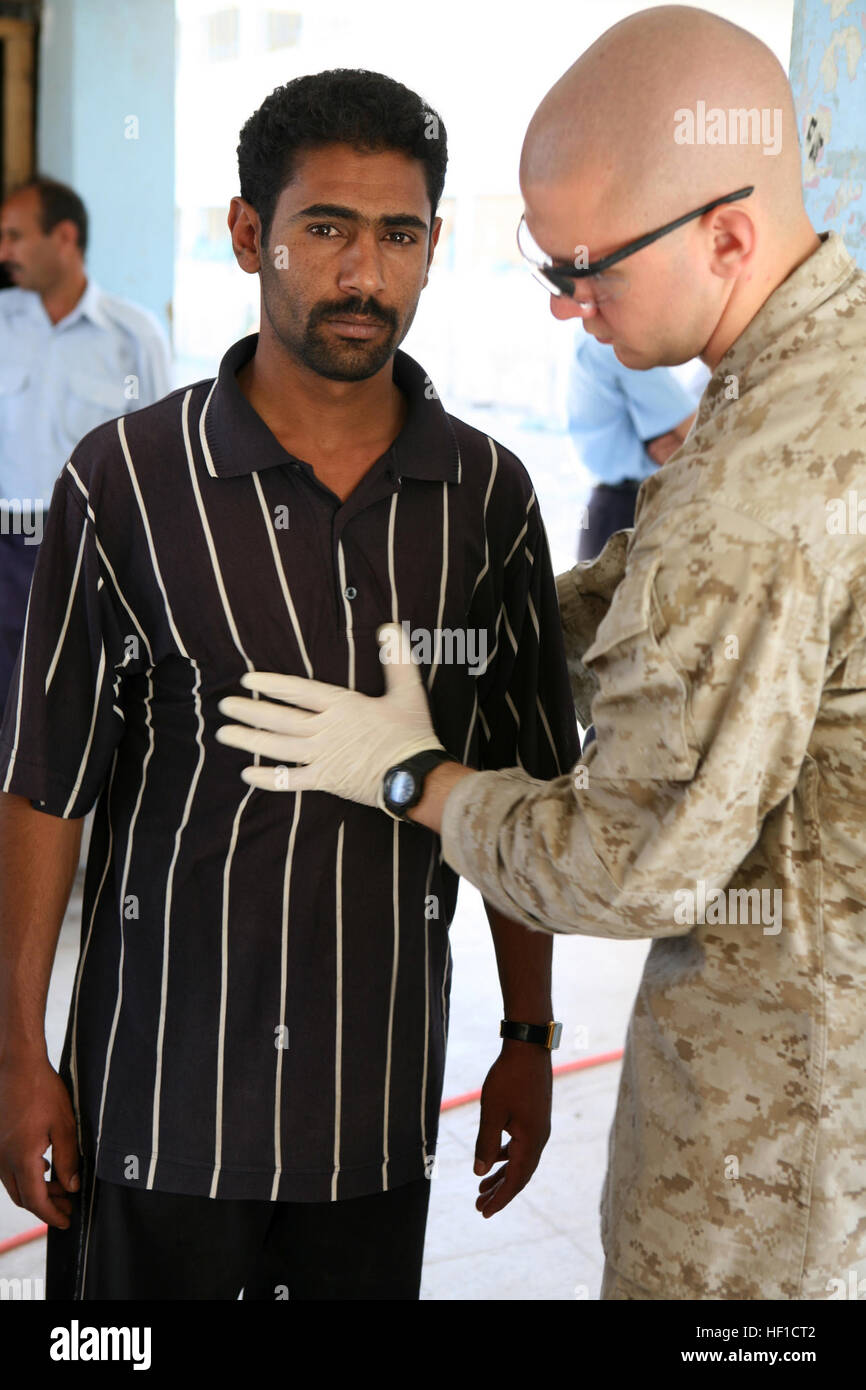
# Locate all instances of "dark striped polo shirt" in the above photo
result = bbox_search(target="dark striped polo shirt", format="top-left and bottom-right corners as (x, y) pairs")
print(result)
(0, 334), (579, 1203)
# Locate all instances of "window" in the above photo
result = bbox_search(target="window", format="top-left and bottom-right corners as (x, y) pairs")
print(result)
(264, 11), (302, 51)
(205, 8), (239, 62)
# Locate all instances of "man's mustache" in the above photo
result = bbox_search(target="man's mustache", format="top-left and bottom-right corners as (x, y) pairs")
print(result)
(308, 298), (398, 331)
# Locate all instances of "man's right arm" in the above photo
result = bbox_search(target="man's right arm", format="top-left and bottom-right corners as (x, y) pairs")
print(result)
(0, 793), (84, 1228)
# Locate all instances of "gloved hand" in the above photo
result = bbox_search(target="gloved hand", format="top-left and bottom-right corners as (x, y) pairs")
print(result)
(215, 622), (443, 810)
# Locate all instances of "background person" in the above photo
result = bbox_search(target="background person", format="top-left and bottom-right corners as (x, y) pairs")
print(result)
(0, 177), (171, 713)
(568, 328), (707, 558)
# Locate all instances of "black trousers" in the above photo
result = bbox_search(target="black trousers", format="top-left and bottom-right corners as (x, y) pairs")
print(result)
(47, 1167), (431, 1301)
(577, 479), (641, 561)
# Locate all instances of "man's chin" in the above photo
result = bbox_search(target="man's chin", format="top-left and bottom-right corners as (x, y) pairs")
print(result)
(301, 335), (398, 382)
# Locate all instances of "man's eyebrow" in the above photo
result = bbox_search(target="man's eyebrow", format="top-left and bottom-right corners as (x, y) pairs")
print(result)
(293, 203), (429, 232)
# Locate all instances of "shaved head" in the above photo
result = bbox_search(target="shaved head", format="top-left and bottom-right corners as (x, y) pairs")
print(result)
(519, 6), (818, 370)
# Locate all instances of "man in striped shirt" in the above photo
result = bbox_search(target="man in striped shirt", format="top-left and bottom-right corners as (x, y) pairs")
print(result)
(0, 71), (578, 1299)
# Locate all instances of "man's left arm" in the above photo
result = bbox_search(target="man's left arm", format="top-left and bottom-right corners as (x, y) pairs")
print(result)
(473, 903), (553, 1216)
(470, 490), (580, 1214)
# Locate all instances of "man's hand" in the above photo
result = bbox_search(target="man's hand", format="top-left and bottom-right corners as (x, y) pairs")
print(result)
(473, 1040), (552, 1217)
(0, 1056), (79, 1228)
(216, 623), (443, 809)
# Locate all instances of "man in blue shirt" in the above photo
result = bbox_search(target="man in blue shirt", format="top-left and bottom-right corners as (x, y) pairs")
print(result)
(568, 327), (707, 558)
(0, 177), (171, 710)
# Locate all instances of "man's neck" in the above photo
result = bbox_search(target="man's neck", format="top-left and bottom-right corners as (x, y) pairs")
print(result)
(41, 268), (88, 327)
(236, 326), (408, 501)
(701, 223), (822, 372)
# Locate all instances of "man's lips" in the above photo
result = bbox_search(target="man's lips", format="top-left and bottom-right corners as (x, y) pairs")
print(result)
(324, 316), (388, 340)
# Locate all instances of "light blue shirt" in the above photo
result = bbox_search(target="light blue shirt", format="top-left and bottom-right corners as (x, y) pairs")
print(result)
(0, 281), (171, 512)
(567, 329), (709, 485)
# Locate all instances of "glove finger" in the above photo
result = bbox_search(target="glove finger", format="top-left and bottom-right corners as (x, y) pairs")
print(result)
(240, 765), (315, 792)
(215, 725), (312, 762)
(377, 623), (424, 693)
(217, 695), (315, 734)
(239, 673), (352, 711)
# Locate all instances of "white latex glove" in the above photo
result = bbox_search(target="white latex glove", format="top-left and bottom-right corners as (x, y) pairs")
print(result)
(215, 622), (444, 811)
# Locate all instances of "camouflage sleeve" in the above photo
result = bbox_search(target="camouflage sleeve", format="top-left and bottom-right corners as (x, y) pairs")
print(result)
(555, 526), (630, 726)
(441, 504), (834, 938)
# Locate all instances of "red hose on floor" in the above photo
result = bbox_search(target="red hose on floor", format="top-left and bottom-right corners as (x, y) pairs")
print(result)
(0, 1046), (623, 1255)
(440, 1047), (623, 1110)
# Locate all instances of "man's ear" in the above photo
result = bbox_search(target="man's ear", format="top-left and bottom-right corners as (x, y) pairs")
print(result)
(423, 216), (443, 287)
(228, 197), (263, 275)
(704, 206), (755, 282)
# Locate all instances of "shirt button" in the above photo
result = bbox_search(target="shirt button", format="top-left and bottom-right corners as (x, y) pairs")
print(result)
(345, 586), (357, 600)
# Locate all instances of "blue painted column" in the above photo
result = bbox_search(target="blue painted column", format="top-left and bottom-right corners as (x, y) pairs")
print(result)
(36, 0), (175, 331)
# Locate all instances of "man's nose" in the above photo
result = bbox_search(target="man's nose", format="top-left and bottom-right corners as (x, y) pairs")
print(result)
(550, 293), (598, 321)
(337, 234), (386, 298)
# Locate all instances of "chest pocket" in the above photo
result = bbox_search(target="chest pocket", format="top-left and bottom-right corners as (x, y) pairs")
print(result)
(63, 370), (127, 448)
(582, 552), (698, 781)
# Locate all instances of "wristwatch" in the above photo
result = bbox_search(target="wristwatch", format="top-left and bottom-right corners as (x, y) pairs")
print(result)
(500, 1020), (563, 1050)
(381, 748), (457, 821)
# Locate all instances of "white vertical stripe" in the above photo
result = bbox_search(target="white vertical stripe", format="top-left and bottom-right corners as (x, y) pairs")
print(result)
(271, 791), (303, 1200)
(197, 379), (220, 477)
(210, 789), (256, 1198)
(441, 934), (451, 1048)
(252, 474), (314, 678)
(503, 520), (529, 567)
(337, 541), (355, 690)
(419, 843), (436, 1162)
(427, 481), (450, 692)
(92, 677), (157, 1166)
(146, 657), (206, 1189)
(381, 817), (400, 1189)
(178, 397), (255, 667)
(536, 697), (562, 774)
(69, 748), (120, 1141)
(386, 492), (399, 623)
(0, 568), (35, 792)
(331, 822), (345, 1200)
(61, 646), (110, 817)
(470, 439), (499, 600)
(45, 524), (87, 693)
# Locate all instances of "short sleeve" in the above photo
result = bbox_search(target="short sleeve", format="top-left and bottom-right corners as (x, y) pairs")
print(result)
(476, 497), (580, 780)
(0, 469), (131, 817)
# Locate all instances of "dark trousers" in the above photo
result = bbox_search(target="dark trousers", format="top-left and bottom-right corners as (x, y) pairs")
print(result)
(0, 532), (40, 715)
(578, 479), (641, 561)
(47, 1169), (431, 1301)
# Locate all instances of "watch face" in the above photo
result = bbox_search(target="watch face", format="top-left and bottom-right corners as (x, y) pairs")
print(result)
(387, 769), (417, 808)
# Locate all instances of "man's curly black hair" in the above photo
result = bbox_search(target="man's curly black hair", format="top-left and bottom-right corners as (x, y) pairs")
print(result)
(237, 69), (448, 248)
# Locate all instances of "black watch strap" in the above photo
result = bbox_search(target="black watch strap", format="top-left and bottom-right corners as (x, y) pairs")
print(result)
(381, 748), (456, 820)
(500, 1020), (562, 1050)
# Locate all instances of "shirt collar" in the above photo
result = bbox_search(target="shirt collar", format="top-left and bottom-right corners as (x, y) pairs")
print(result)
(698, 231), (859, 424)
(11, 278), (108, 331)
(51, 279), (110, 332)
(202, 333), (462, 484)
